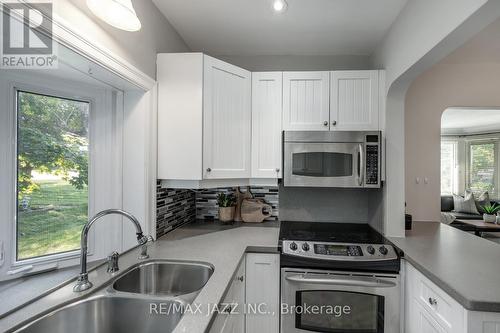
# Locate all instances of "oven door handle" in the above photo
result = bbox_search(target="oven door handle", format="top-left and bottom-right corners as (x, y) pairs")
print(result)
(285, 274), (397, 288)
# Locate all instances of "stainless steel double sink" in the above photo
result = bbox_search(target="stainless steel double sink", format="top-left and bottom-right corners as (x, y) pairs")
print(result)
(12, 260), (214, 333)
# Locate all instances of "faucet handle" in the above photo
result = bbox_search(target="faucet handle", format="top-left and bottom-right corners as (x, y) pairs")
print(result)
(107, 251), (120, 274)
(138, 235), (154, 260)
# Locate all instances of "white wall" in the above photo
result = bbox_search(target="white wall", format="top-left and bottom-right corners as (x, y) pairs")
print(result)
(54, 0), (190, 79)
(372, 0), (490, 90)
(217, 55), (371, 72)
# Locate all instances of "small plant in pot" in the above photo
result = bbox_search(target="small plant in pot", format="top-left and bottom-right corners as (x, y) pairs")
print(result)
(482, 203), (500, 223)
(217, 192), (236, 224)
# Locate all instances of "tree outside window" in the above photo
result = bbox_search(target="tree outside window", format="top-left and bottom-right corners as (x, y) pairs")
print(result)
(468, 142), (496, 196)
(17, 91), (89, 260)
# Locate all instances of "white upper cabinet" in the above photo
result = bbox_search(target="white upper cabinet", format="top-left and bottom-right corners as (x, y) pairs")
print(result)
(157, 53), (251, 182)
(203, 56), (251, 179)
(330, 70), (380, 131)
(282, 71), (330, 131)
(251, 72), (283, 179)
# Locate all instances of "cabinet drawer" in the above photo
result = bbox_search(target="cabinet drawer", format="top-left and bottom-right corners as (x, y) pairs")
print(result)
(406, 262), (464, 333)
(413, 299), (447, 333)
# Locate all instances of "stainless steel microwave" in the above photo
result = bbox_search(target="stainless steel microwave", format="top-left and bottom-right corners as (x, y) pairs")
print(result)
(283, 131), (382, 188)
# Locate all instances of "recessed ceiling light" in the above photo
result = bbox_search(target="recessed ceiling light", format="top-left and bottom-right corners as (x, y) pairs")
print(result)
(87, 0), (142, 32)
(272, 0), (288, 13)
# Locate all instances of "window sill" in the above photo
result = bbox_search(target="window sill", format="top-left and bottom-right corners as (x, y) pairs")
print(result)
(0, 258), (104, 319)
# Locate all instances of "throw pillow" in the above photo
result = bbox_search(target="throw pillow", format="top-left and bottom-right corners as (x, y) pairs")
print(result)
(476, 191), (491, 214)
(453, 190), (479, 215)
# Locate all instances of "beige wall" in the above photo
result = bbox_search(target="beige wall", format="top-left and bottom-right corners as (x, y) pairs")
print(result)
(405, 61), (500, 221)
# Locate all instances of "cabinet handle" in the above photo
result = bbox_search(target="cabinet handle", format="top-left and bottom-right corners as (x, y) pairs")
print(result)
(275, 168), (280, 173)
(323, 121), (328, 126)
(332, 120), (337, 126)
(428, 297), (437, 306)
(237, 275), (244, 282)
(206, 168), (211, 172)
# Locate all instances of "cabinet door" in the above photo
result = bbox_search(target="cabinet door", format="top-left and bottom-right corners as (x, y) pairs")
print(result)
(283, 71), (330, 131)
(245, 254), (279, 333)
(209, 259), (245, 333)
(330, 70), (379, 131)
(251, 72), (283, 178)
(411, 300), (447, 333)
(203, 56), (252, 179)
(232, 259), (246, 333)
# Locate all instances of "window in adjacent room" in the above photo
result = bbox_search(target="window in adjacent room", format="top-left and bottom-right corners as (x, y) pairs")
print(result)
(467, 141), (497, 197)
(441, 141), (458, 195)
(16, 90), (90, 260)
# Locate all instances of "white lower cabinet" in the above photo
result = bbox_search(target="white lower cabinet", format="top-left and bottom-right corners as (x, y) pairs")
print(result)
(405, 260), (500, 333)
(411, 298), (447, 333)
(405, 260), (464, 333)
(209, 253), (279, 333)
(210, 259), (246, 333)
(245, 253), (280, 333)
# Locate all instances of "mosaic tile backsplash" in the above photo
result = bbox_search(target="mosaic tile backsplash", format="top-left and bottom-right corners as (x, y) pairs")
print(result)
(156, 182), (196, 238)
(156, 182), (279, 237)
(195, 187), (279, 221)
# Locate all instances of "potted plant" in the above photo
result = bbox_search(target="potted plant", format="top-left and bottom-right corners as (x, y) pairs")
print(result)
(217, 192), (236, 223)
(482, 203), (500, 223)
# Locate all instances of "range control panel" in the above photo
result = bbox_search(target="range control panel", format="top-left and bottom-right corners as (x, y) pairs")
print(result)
(282, 240), (398, 261)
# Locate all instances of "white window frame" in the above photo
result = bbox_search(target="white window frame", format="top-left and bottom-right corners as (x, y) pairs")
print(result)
(465, 137), (500, 198)
(0, 71), (123, 280)
(440, 139), (459, 195)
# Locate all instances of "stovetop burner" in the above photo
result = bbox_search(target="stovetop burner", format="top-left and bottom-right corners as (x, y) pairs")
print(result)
(279, 221), (385, 244)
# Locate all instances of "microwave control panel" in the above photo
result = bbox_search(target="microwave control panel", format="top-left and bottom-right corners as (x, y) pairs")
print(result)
(365, 145), (379, 185)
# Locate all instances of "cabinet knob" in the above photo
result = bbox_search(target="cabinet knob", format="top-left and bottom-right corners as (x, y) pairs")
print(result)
(332, 120), (337, 126)
(276, 168), (280, 173)
(206, 168), (212, 172)
(428, 297), (437, 306)
(323, 121), (328, 126)
(237, 275), (244, 282)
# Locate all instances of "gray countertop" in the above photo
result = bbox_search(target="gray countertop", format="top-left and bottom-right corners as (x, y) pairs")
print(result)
(389, 221), (500, 312)
(0, 220), (279, 332)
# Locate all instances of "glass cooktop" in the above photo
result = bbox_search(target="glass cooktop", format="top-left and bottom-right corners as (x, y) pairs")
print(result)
(278, 221), (385, 244)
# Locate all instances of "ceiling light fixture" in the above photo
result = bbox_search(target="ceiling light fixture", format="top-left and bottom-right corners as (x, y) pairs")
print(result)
(87, 0), (142, 32)
(272, 0), (288, 13)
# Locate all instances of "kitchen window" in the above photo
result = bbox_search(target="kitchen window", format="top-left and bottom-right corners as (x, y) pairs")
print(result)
(16, 91), (90, 260)
(0, 72), (126, 280)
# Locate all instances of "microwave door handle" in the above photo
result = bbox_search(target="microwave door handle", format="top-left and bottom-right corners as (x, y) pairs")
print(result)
(285, 275), (396, 288)
(358, 144), (364, 186)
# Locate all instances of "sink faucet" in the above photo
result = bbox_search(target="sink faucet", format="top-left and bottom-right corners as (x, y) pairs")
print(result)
(73, 209), (148, 292)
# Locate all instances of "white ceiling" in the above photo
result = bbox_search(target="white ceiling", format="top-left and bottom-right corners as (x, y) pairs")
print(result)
(442, 108), (500, 135)
(152, 0), (408, 56)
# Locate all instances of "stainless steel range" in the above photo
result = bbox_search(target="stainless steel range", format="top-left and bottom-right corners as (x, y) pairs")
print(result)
(279, 221), (401, 333)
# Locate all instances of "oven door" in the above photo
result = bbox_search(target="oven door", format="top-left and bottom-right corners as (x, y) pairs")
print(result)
(281, 268), (400, 333)
(284, 142), (364, 188)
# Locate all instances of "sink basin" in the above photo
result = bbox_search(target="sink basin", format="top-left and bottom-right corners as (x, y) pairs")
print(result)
(113, 261), (214, 296)
(14, 296), (184, 333)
